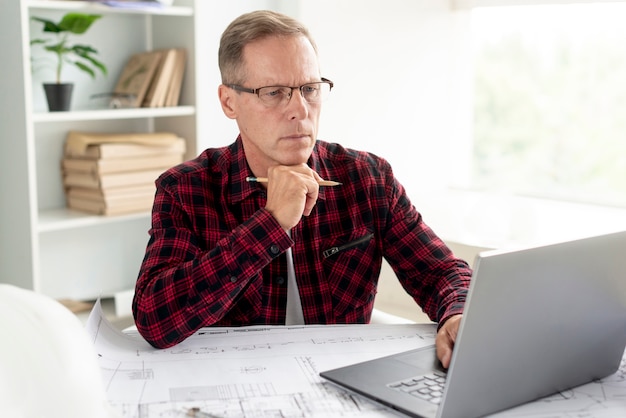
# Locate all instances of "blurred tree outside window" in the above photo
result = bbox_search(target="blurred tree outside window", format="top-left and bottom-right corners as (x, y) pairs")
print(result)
(471, 2), (626, 207)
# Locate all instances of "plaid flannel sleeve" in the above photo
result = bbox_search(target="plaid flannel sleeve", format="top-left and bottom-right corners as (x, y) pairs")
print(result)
(133, 181), (291, 348)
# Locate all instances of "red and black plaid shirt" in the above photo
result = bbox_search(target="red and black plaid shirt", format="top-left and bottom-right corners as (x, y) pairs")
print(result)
(133, 137), (472, 348)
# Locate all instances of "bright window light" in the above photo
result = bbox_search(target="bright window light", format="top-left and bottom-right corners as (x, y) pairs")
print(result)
(471, 2), (626, 207)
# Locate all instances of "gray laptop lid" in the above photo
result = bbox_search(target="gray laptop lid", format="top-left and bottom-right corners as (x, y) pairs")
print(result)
(321, 230), (626, 418)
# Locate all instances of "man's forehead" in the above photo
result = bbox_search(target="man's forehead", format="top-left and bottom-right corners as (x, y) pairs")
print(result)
(241, 35), (319, 84)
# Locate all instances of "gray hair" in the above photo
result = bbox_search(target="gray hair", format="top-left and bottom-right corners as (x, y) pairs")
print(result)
(218, 10), (318, 84)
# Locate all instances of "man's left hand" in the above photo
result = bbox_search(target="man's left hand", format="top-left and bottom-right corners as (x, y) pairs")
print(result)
(435, 314), (462, 369)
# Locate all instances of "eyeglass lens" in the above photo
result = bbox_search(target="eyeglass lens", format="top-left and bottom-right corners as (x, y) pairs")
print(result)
(258, 82), (331, 106)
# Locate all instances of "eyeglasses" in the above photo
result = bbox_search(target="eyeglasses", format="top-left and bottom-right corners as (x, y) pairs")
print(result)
(228, 78), (333, 107)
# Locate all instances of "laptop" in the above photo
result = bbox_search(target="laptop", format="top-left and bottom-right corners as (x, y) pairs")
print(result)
(320, 230), (626, 418)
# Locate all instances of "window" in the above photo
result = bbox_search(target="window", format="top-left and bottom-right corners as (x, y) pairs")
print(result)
(471, 2), (626, 207)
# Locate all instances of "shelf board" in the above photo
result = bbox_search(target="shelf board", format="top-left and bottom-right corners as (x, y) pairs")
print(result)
(38, 207), (150, 232)
(27, 1), (193, 16)
(32, 105), (195, 122)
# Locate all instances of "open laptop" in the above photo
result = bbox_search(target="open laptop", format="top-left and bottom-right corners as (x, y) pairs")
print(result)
(320, 230), (626, 418)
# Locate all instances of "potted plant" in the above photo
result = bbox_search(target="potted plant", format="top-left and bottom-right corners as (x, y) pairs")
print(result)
(30, 12), (107, 111)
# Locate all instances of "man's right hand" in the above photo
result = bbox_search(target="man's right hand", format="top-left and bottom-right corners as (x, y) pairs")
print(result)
(264, 164), (322, 231)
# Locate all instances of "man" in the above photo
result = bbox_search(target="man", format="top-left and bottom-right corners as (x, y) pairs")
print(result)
(133, 10), (472, 368)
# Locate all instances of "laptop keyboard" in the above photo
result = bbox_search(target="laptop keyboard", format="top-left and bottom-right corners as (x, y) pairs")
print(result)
(387, 370), (447, 405)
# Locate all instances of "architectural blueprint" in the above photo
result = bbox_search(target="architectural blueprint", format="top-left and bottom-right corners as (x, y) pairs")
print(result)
(86, 301), (626, 417)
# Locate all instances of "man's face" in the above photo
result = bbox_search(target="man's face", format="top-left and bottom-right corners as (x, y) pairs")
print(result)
(219, 35), (323, 175)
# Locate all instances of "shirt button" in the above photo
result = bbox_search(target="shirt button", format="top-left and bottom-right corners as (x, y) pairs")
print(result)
(229, 276), (238, 283)
(269, 244), (280, 255)
(276, 276), (285, 285)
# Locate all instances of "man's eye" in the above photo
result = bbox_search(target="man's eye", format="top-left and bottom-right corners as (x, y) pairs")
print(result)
(263, 88), (287, 98)
(302, 85), (318, 94)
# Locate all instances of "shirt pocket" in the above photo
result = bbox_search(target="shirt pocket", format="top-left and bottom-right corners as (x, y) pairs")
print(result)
(322, 232), (375, 259)
(322, 229), (378, 322)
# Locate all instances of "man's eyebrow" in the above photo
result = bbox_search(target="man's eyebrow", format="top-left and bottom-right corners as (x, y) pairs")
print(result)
(255, 79), (323, 87)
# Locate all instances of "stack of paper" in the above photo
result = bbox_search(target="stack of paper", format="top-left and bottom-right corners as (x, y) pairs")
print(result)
(62, 131), (186, 215)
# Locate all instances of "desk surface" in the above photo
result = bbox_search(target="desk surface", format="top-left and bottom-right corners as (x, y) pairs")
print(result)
(87, 301), (626, 418)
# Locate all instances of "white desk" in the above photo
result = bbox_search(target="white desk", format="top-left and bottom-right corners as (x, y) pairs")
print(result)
(87, 302), (626, 417)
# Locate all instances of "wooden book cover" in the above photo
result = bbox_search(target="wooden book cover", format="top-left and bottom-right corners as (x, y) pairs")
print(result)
(142, 48), (177, 108)
(63, 168), (166, 190)
(62, 153), (183, 175)
(165, 48), (187, 107)
(67, 184), (156, 202)
(113, 50), (163, 108)
(67, 195), (155, 216)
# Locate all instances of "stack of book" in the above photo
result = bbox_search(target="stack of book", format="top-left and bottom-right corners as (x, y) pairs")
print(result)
(113, 47), (187, 108)
(62, 131), (186, 215)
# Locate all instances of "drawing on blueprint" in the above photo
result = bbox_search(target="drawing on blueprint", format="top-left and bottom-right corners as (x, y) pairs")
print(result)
(86, 300), (626, 418)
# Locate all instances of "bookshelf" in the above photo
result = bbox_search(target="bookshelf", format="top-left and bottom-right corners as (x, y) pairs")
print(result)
(0, 0), (199, 301)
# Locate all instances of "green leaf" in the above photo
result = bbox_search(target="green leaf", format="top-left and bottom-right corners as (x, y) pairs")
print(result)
(58, 13), (102, 35)
(75, 61), (96, 79)
(72, 45), (98, 55)
(90, 59), (107, 76)
(31, 17), (63, 33)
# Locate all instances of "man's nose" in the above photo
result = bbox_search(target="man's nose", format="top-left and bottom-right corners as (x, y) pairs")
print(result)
(286, 87), (309, 119)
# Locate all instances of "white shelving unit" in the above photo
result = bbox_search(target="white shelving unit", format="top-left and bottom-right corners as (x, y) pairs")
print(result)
(0, 0), (198, 300)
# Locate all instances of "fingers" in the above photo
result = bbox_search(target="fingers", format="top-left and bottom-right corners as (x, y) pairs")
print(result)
(435, 314), (462, 369)
(311, 170), (324, 183)
(302, 169), (323, 216)
(264, 165), (321, 230)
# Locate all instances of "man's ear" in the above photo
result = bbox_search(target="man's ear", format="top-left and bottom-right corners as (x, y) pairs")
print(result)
(218, 84), (238, 119)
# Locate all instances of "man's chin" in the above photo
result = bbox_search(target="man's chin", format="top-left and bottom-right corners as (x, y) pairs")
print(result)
(278, 147), (314, 165)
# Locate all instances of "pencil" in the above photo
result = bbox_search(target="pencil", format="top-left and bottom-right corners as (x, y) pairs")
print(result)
(246, 176), (342, 187)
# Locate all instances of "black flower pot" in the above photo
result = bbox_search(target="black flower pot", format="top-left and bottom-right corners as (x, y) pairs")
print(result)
(43, 83), (74, 112)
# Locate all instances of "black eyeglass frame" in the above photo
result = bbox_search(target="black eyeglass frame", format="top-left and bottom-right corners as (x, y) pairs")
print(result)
(227, 77), (334, 102)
